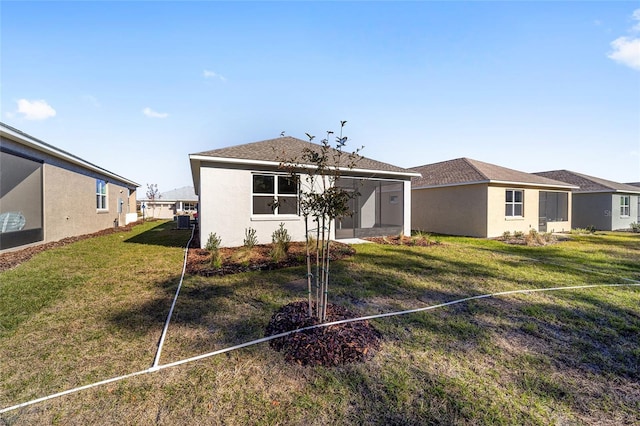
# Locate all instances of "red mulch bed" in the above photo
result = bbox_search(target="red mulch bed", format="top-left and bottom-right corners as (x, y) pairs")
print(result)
(0, 221), (140, 272)
(265, 301), (382, 366)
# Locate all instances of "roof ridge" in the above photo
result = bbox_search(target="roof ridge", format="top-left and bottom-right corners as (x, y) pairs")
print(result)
(461, 157), (490, 180)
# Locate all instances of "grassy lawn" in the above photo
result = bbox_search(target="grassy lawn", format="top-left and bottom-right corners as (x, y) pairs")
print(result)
(1, 222), (639, 425)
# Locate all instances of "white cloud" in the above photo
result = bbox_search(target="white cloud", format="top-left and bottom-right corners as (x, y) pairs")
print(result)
(203, 69), (226, 81)
(16, 99), (57, 120)
(633, 9), (640, 31)
(608, 37), (640, 70)
(142, 107), (169, 119)
(608, 9), (640, 70)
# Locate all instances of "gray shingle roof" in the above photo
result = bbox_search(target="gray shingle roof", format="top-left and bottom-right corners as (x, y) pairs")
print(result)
(192, 136), (417, 176)
(410, 158), (574, 189)
(158, 186), (197, 201)
(534, 170), (640, 194)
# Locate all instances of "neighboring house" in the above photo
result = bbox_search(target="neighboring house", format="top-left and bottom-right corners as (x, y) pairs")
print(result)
(410, 158), (576, 238)
(1, 122), (139, 252)
(535, 170), (640, 230)
(629, 183), (640, 220)
(189, 136), (420, 247)
(139, 186), (198, 219)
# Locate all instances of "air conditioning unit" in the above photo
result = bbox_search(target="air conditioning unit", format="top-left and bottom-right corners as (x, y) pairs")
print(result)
(176, 215), (191, 229)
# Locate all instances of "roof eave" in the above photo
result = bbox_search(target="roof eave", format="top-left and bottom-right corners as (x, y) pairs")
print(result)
(188, 154), (420, 179)
(412, 179), (578, 190)
(575, 189), (640, 195)
(1, 124), (140, 189)
(488, 179), (579, 190)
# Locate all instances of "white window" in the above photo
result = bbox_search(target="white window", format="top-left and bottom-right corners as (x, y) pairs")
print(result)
(96, 179), (107, 210)
(505, 189), (523, 217)
(183, 202), (197, 211)
(620, 195), (630, 217)
(252, 174), (298, 215)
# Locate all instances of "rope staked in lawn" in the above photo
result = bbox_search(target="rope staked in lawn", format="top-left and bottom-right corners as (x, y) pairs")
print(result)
(150, 225), (195, 370)
(2, 281), (638, 415)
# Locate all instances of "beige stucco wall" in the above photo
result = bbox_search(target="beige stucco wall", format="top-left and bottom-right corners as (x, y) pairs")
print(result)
(486, 185), (571, 237)
(486, 185), (536, 237)
(143, 202), (176, 219)
(43, 164), (136, 243)
(411, 184), (489, 237)
(412, 184), (572, 238)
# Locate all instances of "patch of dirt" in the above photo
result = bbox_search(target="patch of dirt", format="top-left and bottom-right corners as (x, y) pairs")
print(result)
(0, 221), (141, 272)
(265, 301), (382, 366)
(186, 240), (356, 276)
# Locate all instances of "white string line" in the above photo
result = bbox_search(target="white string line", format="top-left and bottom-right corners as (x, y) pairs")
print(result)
(2, 281), (638, 414)
(2, 237), (639, 415)
(151, 225), (195, 370)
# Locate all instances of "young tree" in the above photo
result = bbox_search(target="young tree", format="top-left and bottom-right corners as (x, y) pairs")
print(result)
(145, 184), (161, 218)
(278, 121), (362, 321)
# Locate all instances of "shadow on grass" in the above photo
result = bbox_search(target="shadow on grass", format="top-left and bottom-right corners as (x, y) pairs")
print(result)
(124, 221), (192, 248)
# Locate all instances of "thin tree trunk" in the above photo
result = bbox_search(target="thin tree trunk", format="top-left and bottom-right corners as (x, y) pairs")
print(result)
(319, 214), (327, 320)
(315, 216), (321, 319)
(305, 216), (312, 318)
(322, 221), (332, 322)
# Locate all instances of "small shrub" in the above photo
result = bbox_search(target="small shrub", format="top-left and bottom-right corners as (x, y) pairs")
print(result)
(411, 230), (431, 245)
(205, 232), (223, 268)
(502, 231), (512, 240)
(271, 223), (291, 263)
(571, 226), (597, 235)
(513, 231), (525, 239)
(244, 227), (258, 248)
(525, 229), (547, 246)
(630, 223), (640, 233)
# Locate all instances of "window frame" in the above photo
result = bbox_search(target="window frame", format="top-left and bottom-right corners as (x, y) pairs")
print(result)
(251, 173), (299, 216)
(620, 195), (630, 217)
(96, 179), (108, 211)
(505, 189), (524, 218)
(540, 191), (568, 222)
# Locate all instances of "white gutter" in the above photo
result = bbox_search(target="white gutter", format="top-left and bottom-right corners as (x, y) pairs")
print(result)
(412, 179), (578, 191)
(573, 189), (640, 195)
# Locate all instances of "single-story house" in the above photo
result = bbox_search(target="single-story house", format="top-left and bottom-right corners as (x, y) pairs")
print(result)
(1, 122), (139, 252)
(535, 170), (640, 230)
(189, 136), (420, 248)
(410, 158), (577, 238)
(138, 186), (198, 219)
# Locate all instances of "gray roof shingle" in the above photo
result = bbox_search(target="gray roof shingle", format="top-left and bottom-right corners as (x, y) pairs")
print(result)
(158, 186), (197, 201)
(410, 158), (573, 189)
(534, 170), (640, 194)
(192, 136), (417, 176)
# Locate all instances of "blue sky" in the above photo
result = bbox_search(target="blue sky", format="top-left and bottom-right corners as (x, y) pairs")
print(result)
(2, 1), (639, 194)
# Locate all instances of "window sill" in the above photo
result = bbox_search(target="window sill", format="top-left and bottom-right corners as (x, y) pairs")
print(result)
(505, 216), (524, 221)
(97, 209), (110, 214)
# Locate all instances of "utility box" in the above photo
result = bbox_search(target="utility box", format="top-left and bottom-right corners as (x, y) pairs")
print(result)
(176, 215), (191, 230)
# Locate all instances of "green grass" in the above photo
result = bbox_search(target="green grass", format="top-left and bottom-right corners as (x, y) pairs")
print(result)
(1, 227), (638, 425)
